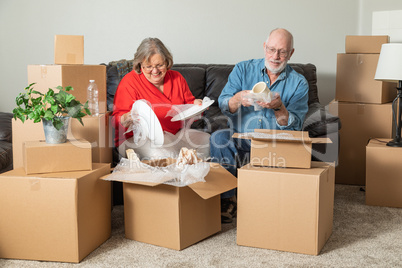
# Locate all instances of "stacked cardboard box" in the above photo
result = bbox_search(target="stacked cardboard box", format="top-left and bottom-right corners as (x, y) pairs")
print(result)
(12, 35), (112, 169)
(366, 139), (402, 208)
(329, 35), (395, 185)
(232, 129), (335, 255)
(0, 36), (112, 263)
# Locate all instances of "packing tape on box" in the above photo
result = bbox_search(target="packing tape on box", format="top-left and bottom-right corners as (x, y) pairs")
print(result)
(40, 65), (47, 78)
(356, 54), (364, 66)
(357, 103), (365, 115)
(30, 178), (41, 191)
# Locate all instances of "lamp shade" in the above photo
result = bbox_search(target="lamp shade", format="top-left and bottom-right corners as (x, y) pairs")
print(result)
(375, 43), (402, 82)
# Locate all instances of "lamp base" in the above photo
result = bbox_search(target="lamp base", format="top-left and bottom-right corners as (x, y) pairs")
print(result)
(386, 139), (402, 147)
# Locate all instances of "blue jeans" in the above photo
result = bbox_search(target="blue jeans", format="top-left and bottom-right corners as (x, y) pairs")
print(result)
(210, 129), (251, 198)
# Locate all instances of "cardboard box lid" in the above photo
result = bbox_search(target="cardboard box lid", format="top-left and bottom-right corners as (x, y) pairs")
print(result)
(232, 129), (331, 144)
(240, 161), (333, 175)
(3, 163), (110, 179)
(102, 159), (237, 199)
(24, 139), (91, 148)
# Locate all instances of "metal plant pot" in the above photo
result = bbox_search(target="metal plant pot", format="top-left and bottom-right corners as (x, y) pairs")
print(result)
(42, 117), (70, 144)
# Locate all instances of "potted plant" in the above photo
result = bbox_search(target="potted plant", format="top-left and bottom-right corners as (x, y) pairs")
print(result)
(13, 82), (90, 144)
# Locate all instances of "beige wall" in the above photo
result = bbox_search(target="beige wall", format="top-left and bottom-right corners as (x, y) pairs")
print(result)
(1, 0), (401, 113)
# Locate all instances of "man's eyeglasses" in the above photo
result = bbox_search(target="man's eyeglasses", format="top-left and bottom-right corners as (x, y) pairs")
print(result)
(142, 64), (166, 72)
(265, 46), (288, 58)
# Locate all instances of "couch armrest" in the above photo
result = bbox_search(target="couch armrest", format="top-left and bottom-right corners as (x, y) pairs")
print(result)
(303, 102), (341, 137)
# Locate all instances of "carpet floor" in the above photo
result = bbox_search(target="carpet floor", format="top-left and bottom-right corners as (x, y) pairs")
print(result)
(1, 185), (401, 267)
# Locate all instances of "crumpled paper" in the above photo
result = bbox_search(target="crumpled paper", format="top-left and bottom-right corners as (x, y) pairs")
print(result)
(104, 148), (210, 187)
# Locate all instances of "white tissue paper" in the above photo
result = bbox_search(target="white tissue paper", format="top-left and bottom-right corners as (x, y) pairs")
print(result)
(104, 148), (210, 187)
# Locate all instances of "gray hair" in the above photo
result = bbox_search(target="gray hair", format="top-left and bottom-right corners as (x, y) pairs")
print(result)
(266, 28), (294, 51)
(132, 38), (174, 74)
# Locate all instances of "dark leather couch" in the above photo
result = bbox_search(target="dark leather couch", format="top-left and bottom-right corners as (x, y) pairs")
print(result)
(105, 62), (341, 165)
(0, 62), (341, 180)
(0, 112), (13, 173)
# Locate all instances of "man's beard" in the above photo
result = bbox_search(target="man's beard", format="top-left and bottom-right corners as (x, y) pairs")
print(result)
(265, 59), (287, 74)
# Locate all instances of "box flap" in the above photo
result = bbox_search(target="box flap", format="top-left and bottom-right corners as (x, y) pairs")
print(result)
(310, 137), (332, 144)
(100, 158), (174, 186)
(233, 130), (311, 143)
(2, 163), (109, 179)
(102, 162), (237, 197)
(233, 130), (331, 144)
(187, 163), (237, 199)
(100, 174), (171, 186)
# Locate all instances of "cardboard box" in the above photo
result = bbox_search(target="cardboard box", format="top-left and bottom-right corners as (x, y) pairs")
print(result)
(104, 159), (237, 250)
(23, 140), (92, 174)
(328, 100), (393, 185)
(0, 163), (111, 263)
(366, 138), (402, 208)
(54, 35), (84, 64)
(345, 35), (389, 54)
(232, 130), (331, 169)
(237, 161), (335, 255)
(335, 53), (396, 104)
(69, 113), (113, 164)
(27, 64), (107, 113)
(12, 114), (112, 169)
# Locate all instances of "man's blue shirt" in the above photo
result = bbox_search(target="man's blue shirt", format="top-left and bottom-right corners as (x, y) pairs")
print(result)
(219, 58), (309, 133)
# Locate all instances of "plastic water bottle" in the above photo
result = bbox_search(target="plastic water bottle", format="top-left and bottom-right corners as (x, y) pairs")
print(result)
(87, 79), (99, 116)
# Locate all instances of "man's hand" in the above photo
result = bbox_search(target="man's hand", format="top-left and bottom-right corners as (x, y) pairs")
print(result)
(228, 90), (253, 113)
(255, 92), (283, 110)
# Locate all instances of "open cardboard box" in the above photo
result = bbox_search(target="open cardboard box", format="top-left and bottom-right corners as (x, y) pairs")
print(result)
(232, 129), (331, 168)
(102, 158), (237, 250)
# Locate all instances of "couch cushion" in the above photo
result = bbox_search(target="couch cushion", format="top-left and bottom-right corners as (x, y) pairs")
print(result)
(171, 66), (206, 99)
(289, 63), (319, 105)
(204, 65), (234, 133)
(0, 112), (12, 142)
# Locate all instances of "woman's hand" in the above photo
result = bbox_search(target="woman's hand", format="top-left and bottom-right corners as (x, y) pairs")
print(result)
(120, 112), (133, 128)
(194, 99), (203, 106)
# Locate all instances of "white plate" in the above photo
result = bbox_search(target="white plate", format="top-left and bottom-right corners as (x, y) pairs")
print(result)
(171, 99), (215, 122)
(132, 100), (164, 147)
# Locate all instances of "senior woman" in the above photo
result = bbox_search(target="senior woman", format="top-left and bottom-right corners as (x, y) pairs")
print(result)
(112, 37), (209, 160)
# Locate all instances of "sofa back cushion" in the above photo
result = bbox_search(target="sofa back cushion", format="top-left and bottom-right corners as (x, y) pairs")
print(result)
(105, 61), (320, 132)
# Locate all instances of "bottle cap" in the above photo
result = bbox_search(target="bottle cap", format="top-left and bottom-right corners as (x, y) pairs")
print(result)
(89, 79), (95, 83)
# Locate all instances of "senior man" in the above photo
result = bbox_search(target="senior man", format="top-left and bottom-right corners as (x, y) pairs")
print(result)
(210, 28), (309, 223)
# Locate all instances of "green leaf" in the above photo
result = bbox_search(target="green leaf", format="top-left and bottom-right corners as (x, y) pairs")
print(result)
(76, 117), (84, 126)
(65, 93), (75, 103)
(31, 90), (43, 96)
